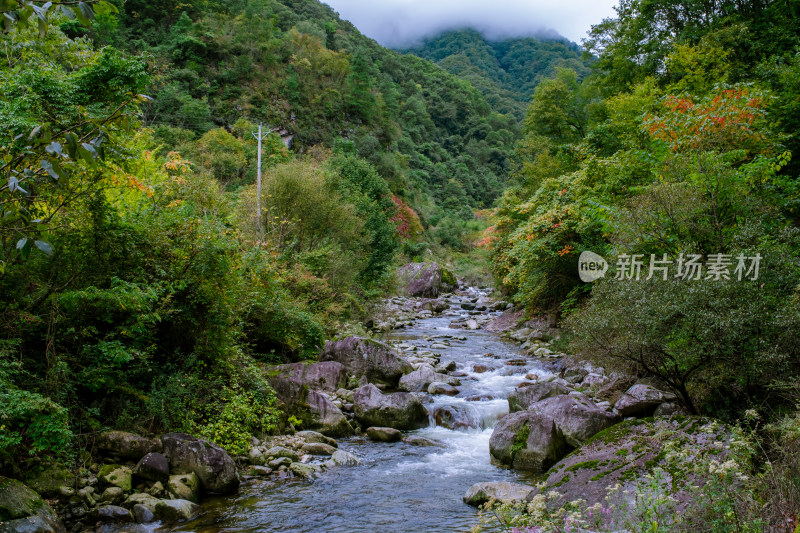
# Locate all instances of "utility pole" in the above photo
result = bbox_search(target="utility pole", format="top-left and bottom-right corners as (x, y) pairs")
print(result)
(251, 123), (268, 233)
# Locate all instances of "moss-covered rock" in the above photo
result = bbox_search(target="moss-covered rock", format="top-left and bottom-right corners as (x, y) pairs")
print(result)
(98, 464), (133, 492)
(396, 261), (457, 297)
(22, 465), (72, 499)
(0, 476), (65, 533)
(537, 416), (737, 511)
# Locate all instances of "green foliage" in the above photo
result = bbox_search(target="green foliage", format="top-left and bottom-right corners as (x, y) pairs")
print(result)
(197, 387), (279, 456)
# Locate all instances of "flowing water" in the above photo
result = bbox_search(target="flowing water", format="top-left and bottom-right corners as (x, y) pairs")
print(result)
(172, 288), (549, 533)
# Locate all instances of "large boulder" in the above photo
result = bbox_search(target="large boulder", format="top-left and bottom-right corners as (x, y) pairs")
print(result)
(489, 411), (567, 472)
(133, 453), (169, 484)
(398, 365), (459, 393)
(268, 361), (347, 404)
(302, 390), (354, 438)
(433, 405), (480, 430)
(352, 384), (428, 430)
(614, 384), (677, 417)
(161, 433), (239, 495)
(538, 417), (737, 512)
(22, 465), (72, 499)
(396, 261), (457, 297)
(463, 482), (534, 507)
(528, 394), (621, 448)
(320, 337), (412, 386)
(153, 499), (198, 522)
(98, 465), (133, 492)
(507, 381), (570, 413)
(96, 431), (160, 462)
(0, 477), (65, 533)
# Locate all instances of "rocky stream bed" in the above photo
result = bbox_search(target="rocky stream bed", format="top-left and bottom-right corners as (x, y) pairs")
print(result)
(2, 263), (738, 533)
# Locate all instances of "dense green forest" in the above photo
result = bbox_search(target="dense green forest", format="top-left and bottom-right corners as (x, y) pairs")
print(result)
(0, 0), (521, 471)
(486, 0), (800, 528)
(399, 29), (590, 119)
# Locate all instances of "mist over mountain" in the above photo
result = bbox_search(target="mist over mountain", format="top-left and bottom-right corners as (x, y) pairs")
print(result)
(322, 0), (618, 47)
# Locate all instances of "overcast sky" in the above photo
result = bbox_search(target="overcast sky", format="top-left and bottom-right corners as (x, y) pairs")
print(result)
(322, 0), (619, 47)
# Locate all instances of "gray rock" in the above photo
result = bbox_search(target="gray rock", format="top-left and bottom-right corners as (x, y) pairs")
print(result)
(268, 361), (348, 403)
(245, 465), (272, 476)
(132, 504), (154, 524)
(154, 499), (199, 522)
(352, 384), (428, 430)
(268, 457), (292, 468)
(247, 447), (265, 466)
(653, 402), (688, 416)
(300, 442), (337, 456)
(528, 394), (621, 448)
(402, 436), (446, 447)
(265, 446), (299, 462)
(325, 450), (361, 467)
(428, 382), (459, 395)
(289, 463), (321, 479)
(614, 384), (677, 417)
(507, 381), (570, 413)
(399, 365), (458, 392)
(463, 481), (534, 506)
(563, 367), (589, 384)
(161, 433), (239, 495)
(133, 452), (169, 484)
(95, 505), (132, 523)
(396, 261), (457, 297)
(539, 417), (736, 512)
(124, 493), (159, 514)
(433, 405), (479, 430)
(23, 465), (73, 499)
(0, 476), (66, 533)
(489, 411), (567, 472)
(366, 427), (402, 442)
(296, 431), (338, 448)
(96, 431), (160, 462)
(302, 390), (354, 437)
(321, 336), (413, 387)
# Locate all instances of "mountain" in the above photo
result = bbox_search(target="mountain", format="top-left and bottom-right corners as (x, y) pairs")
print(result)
(108, 0), (520, 215)
(398, 29), (591, 119)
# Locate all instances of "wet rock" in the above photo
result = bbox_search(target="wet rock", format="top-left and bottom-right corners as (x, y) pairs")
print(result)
(485, 309), (525, 333)
(296, 431), (338, 448)
(396, 261), (457, 297)
(352, 384), (428, 430)
(428, 381), (459, 395)
(433, 405), (479, 430)
(489, 411), (567, 472)
(289, 463), (321, 479)
(154, 499), (198, 522)
(465, 394), (494, 402)
(366, 427), (402, 443)
(300, 442), (337, 456)
(96, 431), (160, 462)
(167, 473), (199, 503)
(403, 436), (446, 447)
(95, 505), (132, 523)
(472, 364), (493, 373)
(0, 476), (66, 533)
(325, 450), (362, 467)
(245, 466), (272, 476)
(399, 365), (443, 392)
(321, 336), (412, 387)
(133, 452), (169, 484)
(268, 457), (292, 468)
(465, 319), (480, 330)
(614, 384), (677, 417)
(507, 381), (570, 413)
(98, 465), (132, 492)
(161, 433), (239, 495)
(463, 481), (534, 506)
(505, 359), (527, 366)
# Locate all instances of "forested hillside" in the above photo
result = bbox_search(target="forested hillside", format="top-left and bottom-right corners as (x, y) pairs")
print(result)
(486, 0), (800, 527)
(399, 29), (590, 119)
(0, 0), (520, 473)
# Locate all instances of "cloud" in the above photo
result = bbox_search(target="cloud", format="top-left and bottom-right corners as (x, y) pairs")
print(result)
(322, 0), (619, 47)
